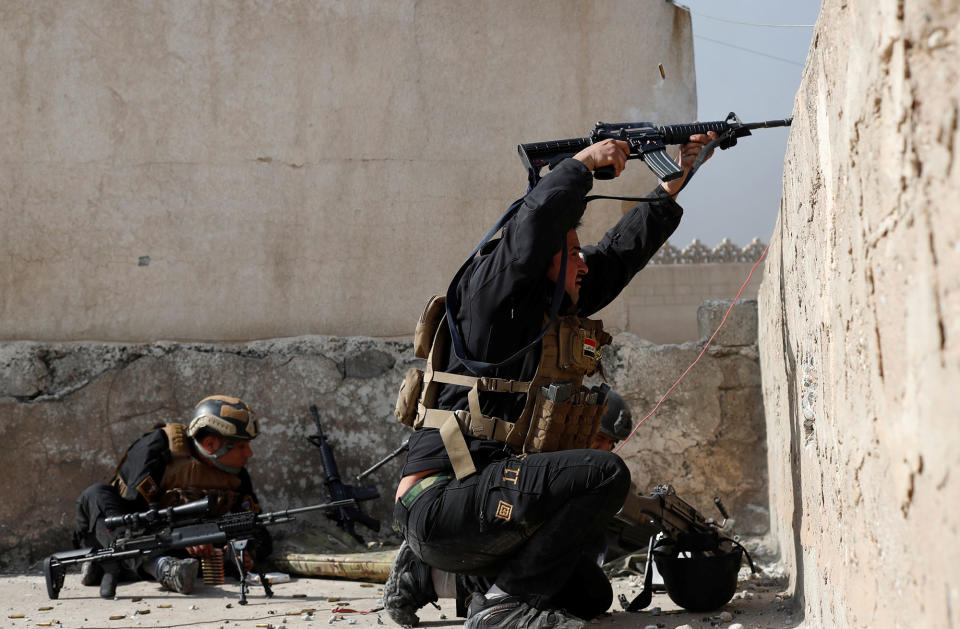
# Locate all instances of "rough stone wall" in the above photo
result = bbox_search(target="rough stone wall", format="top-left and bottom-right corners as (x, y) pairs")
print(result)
(0, 0), (694, 341)
(0, 301), (766, 571)
(608, 299), (769, 536)
(758, 1), (960, 626)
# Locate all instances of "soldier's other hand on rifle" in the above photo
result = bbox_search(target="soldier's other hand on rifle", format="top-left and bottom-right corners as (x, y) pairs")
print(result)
(573, 138), (630, 176)
(661, 131), (719, 196)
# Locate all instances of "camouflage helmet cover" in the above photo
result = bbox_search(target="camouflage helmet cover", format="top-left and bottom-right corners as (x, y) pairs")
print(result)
(598, 391), (633, 442)
(187, 395), (259, 441)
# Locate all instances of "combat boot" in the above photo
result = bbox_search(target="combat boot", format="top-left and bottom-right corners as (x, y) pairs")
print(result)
(98, 562), (119, 599)
(382, 541), (438, 627)
(155, 557), (199, 594)
(464, 594), (584, 629)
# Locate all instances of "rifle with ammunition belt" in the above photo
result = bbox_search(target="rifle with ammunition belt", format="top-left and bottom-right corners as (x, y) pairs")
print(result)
(616, 484), (757, 613)
(43, 495), (355, 604)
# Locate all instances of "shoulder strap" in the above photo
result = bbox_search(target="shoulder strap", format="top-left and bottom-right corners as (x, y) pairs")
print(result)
(445, 197), (568, 376)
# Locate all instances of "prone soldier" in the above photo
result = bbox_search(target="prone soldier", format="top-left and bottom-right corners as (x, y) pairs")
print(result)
(73, 395), (272, 598)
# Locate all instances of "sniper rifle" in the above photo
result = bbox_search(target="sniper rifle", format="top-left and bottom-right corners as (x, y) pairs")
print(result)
(43, 495), (356, 604)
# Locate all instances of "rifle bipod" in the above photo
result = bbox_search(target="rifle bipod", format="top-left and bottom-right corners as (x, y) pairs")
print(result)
(227, 539), (273, 605)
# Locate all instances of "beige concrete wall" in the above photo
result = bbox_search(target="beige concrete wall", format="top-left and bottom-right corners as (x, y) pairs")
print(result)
(0, 0), (695, 342)
(759, 1), (960, 626)
(614, 261), (764, 343)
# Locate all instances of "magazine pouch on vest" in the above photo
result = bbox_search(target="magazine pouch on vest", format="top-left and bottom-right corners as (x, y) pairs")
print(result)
(399, 295), (613, 479)
(505, 315), (611, 454)
(394, 294), (447, 426)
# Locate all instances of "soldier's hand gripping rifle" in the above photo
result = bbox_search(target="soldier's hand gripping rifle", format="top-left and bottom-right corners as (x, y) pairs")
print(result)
(43, 495), (356, 604)
(307, 405), (381, 544)
(615, 484), (758, 612)
(518, 112), (792, 189)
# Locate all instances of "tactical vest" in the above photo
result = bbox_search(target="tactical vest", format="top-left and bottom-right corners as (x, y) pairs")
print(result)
(395, 295), (613, 479)
(156, 423), (246, 514)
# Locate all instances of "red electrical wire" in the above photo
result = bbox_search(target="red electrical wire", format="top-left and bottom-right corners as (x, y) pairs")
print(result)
(613, 243), (770, 454)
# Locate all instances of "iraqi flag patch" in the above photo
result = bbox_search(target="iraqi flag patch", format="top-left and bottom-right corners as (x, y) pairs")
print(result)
(583, 337), (598, 358)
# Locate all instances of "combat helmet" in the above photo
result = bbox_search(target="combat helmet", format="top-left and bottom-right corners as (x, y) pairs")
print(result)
(598, 391), (633, 442)
(188, 395), (260, 441)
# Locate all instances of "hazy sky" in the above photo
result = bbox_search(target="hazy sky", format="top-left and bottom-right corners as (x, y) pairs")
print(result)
(666, 0), (822, 248)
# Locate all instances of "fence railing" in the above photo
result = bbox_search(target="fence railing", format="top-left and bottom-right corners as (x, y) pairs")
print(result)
(650, 238), (768, 264)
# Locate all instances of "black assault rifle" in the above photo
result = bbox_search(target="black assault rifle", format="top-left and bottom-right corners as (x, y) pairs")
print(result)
(307, 405), (381, 544)
(518, 112), (792, 185)
(43, 495), (355, 604)
(615, 484), (758, 612)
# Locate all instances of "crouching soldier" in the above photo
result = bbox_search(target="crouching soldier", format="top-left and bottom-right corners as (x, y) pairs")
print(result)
(74, 395), (272, 598)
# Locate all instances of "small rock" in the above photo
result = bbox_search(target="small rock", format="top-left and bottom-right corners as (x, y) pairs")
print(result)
(644, 625), (658, 629)
(719, 611), (733, 621)
(676, 625), (694, 629)
(729, 624), (745, 629)
(190, 605), (199, 610)
(440, 614), (447, 620)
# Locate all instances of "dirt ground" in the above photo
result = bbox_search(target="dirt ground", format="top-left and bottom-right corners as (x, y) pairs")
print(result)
(0, 568), (802, 629)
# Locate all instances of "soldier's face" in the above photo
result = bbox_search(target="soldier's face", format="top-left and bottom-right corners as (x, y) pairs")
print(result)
(200, 435), (254, 469)
(546, 229), (588, 304)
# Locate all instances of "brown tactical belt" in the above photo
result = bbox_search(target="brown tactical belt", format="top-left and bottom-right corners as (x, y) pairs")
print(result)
(399, 472), (454, 509)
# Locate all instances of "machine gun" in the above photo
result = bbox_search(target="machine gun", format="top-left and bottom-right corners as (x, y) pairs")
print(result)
(615, 484), (758, 613)
(43, 495), (356, 604)
(518, 112), (792, 186)
(307, 405), (381, 544)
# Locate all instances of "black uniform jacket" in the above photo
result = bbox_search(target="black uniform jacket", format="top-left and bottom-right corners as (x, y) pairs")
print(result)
(402, 158), (683, 475)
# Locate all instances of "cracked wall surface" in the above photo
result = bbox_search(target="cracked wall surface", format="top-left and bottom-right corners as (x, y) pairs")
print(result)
(0, 0), (694, 341)
(758, 1), (960, 626)
(0, 301), (766, 571)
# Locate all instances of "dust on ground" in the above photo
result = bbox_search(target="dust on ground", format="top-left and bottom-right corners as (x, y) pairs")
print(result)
(0, 567), (802, 629)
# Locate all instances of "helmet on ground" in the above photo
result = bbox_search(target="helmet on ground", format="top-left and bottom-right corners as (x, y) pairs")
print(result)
(653, 537), (744, 612)
(187, 395), (259, 441)
(598, 392), (633, 442)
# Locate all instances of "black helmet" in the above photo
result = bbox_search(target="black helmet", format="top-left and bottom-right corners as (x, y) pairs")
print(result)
(187, 395), (259, 441)
(653, 537), (744, 612)
(599, 392), (633, 442)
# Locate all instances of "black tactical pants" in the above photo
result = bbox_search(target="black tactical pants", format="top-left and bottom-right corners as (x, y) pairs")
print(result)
(395, 449), (630, 619)
(75, 482), (147, 577)
(75, 483), (133, 549)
